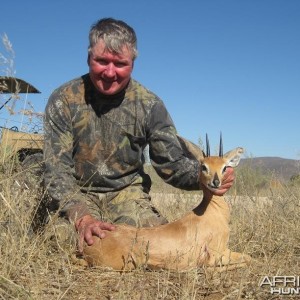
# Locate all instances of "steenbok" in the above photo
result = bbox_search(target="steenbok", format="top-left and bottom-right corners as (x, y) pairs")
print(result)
(82, 135), (251, 271)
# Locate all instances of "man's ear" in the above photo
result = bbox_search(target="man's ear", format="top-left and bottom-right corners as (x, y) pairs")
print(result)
(87, 54), (90, 66)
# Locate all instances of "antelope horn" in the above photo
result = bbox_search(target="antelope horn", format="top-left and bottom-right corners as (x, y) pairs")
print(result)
(206, 133), (210, 157)
(219, 132), (223, 157)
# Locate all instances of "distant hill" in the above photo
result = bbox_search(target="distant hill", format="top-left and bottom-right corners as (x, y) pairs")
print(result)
(144, 155), (300, 185)
(239, 157), (300, 181)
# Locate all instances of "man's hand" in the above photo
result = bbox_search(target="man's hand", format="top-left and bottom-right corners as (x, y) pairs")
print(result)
(75, 215), (116, 253)
(213, 166), (235, 196)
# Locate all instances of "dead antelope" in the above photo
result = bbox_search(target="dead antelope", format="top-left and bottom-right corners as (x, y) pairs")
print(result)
(82, 135), (251, 271)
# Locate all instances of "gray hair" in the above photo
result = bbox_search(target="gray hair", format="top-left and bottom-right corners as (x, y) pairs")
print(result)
(88, 18), (138, 60)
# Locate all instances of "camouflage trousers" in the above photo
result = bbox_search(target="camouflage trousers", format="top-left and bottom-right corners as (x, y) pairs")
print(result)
(51, 178), (167, 246)
(81, 177), (167, 227)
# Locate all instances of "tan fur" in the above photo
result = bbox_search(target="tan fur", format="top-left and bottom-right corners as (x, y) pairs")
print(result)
(83, 136), (251, 271)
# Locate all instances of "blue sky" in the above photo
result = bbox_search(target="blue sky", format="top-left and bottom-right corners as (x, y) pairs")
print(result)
(0, 0), (299, 159)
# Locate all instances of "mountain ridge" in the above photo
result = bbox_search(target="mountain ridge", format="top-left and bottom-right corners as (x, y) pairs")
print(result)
(240, 156), (300, 181)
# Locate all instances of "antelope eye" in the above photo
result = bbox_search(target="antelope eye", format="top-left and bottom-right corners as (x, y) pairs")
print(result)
(201, 165), (208, 172)
(222, 166), (227, 174)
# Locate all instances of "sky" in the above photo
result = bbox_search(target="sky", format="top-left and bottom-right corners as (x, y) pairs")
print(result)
(0, 0), (299, 160)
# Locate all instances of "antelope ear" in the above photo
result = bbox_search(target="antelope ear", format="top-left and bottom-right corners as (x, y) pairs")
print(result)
(176, 135), (205, 162)
(224, 147), (244, 168)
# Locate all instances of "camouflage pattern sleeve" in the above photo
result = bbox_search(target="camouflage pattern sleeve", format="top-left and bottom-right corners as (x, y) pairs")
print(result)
(147, 100), (201, 190)
(43, 87), (90, 221)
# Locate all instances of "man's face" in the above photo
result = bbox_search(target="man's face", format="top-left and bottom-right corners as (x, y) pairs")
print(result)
(88, 40), (134, 95)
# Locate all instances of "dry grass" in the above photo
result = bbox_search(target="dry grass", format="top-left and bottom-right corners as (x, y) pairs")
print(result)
(0, 160), (299, 299)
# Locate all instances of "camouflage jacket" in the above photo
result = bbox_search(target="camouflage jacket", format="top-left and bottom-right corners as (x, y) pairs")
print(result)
(44, 74), (200, 220)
